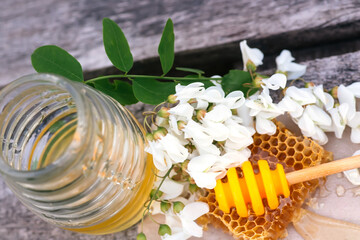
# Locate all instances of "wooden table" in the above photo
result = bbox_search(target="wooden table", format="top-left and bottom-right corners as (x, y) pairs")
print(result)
(1, 0), (360, 239)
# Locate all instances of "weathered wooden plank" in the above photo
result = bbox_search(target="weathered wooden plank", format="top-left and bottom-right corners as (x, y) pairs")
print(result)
(1, 50), (360, 239)
(1, 0), (360, 87)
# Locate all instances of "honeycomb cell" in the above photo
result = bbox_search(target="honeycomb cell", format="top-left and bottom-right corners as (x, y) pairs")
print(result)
(255, 218), (266, 225)
(285, 157), (295, 167)
(270, 138), (278, 146)
(286, 138), (296, 147)
(279, 143), (286, 151)
(294, 162), (303, 170)
(270, 147), (278, 156)
(261, 142), (271, 150)
(295, 153), (303, 162)
(199, 120), (332, 240)
(286, 148), (295, 156)
(303, 158), (312, 167)
(295, 143), (304, 152)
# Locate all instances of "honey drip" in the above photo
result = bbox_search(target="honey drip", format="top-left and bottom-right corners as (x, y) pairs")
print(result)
(293, 208), (360, 240)
(198, 121), (333, 239)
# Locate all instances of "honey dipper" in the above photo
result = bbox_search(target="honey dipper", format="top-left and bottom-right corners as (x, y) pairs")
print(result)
(214, 155), (360, 217)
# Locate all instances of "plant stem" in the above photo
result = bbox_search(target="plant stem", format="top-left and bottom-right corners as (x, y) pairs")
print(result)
(141, 165), (174, 222)
(86, 74), (222, 83)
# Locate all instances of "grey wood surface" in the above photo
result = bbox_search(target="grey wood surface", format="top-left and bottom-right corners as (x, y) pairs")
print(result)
(2, 0), (360, 239)
(1, 0), (360, 87)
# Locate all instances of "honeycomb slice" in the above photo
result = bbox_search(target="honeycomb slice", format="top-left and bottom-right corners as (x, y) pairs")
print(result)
(198, 121), (333, 240)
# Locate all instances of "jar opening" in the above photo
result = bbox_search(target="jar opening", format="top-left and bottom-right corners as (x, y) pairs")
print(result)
(0, 74), (87, 179)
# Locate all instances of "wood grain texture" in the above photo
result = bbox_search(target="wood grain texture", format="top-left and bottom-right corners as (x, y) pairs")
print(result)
(1, 49), (360, 240)
(1, 0), (360, 86)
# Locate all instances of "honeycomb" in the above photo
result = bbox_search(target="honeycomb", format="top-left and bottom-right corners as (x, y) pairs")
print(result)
(198, 121), (333, 240)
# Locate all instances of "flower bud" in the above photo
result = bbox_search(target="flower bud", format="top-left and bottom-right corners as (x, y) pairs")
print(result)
(153, 127), (168, 140)
(189, 183), (199, 194)
(137, 233), (147, 240)
(150, 189), (163, 200)
(188, 98), (197, 104)
(167, 94), (177, 104)
(185, 144), (195, 154)
(158, 224), (172, 236)
(305, 82), (315, 88)
(331, 86), (338, 99)
(173, 201), (185, 213)
(181, 159), (190, 172)
(160, 201), (171, 213)
(157, 107), (170, 118)
(253, 75), (263, 88)
(146, 133), (154, 141)
(246, 60), (257, 72)
(196, 109), (206, 120)
(276, 70), (288, 76)
(177, 120), (186, 130)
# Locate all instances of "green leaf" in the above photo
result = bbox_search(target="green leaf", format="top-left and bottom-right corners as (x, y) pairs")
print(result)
(31, 45), (84, 82)
(221, 70), (258, 96)
(133, 78), (176, 105)
(93, 79), (138, 105)
(178, 75), (214, 88)
(103, 18), (133, 73)
(158, 18), (175, 75)
(176, 67), (204, 75)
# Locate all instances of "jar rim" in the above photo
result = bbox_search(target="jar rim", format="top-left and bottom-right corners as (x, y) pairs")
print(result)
(0, 73), (88, 180)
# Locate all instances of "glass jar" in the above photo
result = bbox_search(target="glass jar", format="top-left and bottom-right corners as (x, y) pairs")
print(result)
(0, 73), (155, 235)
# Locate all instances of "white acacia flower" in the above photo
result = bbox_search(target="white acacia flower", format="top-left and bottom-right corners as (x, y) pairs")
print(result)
(304, 105), (332, 128)
(338, 85), (356, 121)
(146, 134), (189, 171)
(193, 141), (221, 156)
(197, 85), (225, 104)
(276, 50), (306, 80)
(327, 104), (348, 138)
(222, 91), (245, 109)
(201, 119), (229, 142)
(298, 111), (328, 145)
(175, 82), (205, 103)
(278, 95), (304, 118)
(159, 134), (189, 163)
(255, 116), (277, 135)
(225, 118), (255, 150)
(348, 112), (360, 143)
(156, 178), (184, 200)
(343, 150), (360, 185)
(312, 85), (334, 111)
(178, 202), (209, 237)
(168, 103), (194, 121)
(285, 86), (316, 105)
(240, 40), (264, 70)
(347, 82), (360, 98)
(163, 202), (209, 239)
(183, 120), (213, 146)
(236, 103), (254, 127)
(204, 104), (232, 122)
(261, 73), (287, 90)
(187, 154), (222, 189)
(246, 87), (284, 117)
(215, 149), (251, 169)
(146, 141), (171, 171)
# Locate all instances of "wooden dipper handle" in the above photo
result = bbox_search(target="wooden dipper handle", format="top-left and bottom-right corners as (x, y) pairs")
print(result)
(286, 155), (360, 186)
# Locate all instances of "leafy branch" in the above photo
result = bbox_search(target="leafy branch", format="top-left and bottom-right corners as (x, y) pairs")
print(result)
(31, 17), (255, 106)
